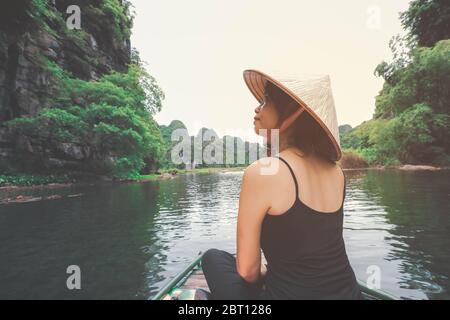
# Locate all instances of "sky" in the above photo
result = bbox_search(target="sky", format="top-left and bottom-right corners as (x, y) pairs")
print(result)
(130, 0), (412, 142)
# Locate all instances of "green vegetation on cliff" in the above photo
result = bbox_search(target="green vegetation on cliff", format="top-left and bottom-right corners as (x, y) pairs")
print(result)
(5, 61), (166, 179)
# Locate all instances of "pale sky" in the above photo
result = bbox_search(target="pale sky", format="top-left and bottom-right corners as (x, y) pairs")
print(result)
(130, 0), (411, 142)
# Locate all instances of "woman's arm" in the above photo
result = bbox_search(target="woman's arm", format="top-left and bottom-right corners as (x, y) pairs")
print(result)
(236, 160), (272, 283)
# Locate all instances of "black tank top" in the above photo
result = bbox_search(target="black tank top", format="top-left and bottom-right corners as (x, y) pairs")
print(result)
(259, 156), (363, 300)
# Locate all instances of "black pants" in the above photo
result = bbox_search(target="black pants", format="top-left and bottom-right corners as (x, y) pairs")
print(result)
(201, 248), (265, 300)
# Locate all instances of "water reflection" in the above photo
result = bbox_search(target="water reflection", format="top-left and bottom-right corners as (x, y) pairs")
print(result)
(344, 169), (450, 299)
(0, 169), (449, 299)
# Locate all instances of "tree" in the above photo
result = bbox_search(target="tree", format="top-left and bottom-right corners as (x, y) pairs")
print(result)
(383, 104), (449, 164)
(6, 62), (166, 178)
(400, 0), (450, 48)
(374, 40), (450, 119)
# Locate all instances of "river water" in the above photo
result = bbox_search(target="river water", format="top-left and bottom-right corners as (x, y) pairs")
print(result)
(0, 169), (449, 299)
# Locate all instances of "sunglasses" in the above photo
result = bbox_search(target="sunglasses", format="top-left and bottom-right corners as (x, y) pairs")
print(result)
(259, 93), (271, 108)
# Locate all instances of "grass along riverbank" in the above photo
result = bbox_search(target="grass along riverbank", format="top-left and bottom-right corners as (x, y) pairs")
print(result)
(0, 166), (249, 190)
(127, 166), (248, 182)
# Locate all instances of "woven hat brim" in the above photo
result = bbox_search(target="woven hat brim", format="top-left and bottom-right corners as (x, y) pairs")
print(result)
(243, 69), (342, 162)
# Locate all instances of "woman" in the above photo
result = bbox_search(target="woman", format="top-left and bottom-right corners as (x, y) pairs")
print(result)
(202, 69), (363, 300)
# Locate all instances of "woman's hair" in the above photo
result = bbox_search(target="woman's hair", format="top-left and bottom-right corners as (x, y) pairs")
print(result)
(264, 81), (335, 163)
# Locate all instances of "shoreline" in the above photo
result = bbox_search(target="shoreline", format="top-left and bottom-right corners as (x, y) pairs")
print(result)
(343, 164), (450, 171)
(0, 166), (249, 192)
(1, 164), (448, 192)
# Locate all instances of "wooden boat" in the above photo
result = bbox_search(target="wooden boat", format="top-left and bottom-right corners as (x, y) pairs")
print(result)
(152, 251), (399, 300)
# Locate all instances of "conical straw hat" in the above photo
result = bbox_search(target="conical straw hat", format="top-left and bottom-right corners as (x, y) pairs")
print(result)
(243, 69), (342, 161)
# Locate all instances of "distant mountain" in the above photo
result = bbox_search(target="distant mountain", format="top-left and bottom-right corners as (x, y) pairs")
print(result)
(159, 120), (262, 168)
(158, 120), (187, 145)
(339, 124), (353, 135)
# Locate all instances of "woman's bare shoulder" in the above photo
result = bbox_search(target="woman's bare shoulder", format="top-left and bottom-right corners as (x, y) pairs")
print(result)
(247, 156), (284, 172)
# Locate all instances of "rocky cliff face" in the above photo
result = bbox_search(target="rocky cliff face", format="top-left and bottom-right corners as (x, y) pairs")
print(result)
(0, 0), (132, 170)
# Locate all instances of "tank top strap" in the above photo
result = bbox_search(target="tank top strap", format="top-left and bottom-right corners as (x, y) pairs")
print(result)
(274, 156), (299, 197)
(340, 165), (346, 201)
(275, 157), (347, 206)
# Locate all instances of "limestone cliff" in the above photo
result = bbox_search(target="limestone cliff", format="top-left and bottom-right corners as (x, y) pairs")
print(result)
(0, 0), (133, 171)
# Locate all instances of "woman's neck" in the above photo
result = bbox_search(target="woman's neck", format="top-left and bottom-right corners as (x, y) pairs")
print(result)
(266, 137), (298, 157)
